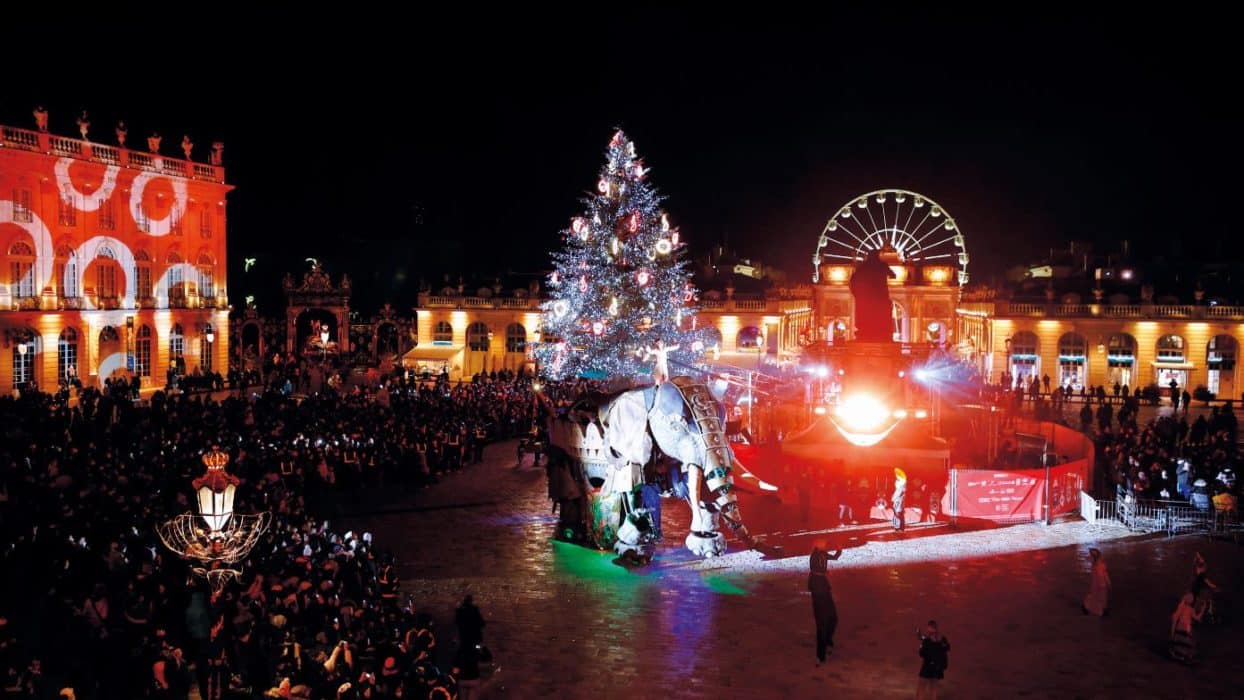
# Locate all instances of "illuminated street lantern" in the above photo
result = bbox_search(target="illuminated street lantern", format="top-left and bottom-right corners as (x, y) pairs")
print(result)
(157, 449), (271, 592)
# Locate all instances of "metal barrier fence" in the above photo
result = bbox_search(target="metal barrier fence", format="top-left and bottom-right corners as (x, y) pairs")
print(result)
(1083, 492), (1242, 540)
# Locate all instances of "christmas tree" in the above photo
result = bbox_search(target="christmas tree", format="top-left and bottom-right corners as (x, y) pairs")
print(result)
(535, 130), (707, 380)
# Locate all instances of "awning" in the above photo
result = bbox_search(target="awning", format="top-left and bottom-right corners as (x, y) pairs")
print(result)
(401, 345), (463, 365)
(1151, 361), (1195, 370)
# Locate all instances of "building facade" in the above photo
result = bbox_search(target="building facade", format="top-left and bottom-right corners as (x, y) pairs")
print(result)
(1, 121), (231, 392)
(956, 299), (1244, 399)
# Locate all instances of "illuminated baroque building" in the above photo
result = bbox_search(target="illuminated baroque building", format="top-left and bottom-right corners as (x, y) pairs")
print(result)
(1, 119), (230, 392)
(956, 246), (1244, 399)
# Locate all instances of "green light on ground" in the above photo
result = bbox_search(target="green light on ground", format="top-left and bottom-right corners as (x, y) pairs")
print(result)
(702, 574), (747, 595)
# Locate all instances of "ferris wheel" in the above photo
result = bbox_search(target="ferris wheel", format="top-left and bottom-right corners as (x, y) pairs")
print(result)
(812, 189), (969, 285)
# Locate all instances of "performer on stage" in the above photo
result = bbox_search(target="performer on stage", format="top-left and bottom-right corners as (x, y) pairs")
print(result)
(644, 338), (679, 385)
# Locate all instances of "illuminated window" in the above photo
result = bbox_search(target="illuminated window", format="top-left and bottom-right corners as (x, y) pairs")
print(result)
(737, 326), (763, 349)
(1156, 334), (1184, 362)
(1057, 332), (1087, 390)
(98, 200), (115, 230)
(58, 328), (77, 382)
(433, 321), (453, 343)
(505, 323), (527, 353)
(57, 191), (77, 226)
(467, 322), (490, 351)
(95, 246), (118, 302)
(198, 254), (214, 299)
(169, 323), (184, 360)
(201, 323), (213, 371)
(11, 334), (37, 386)
(200, 208), (213, 238)
(55, 246), (79, 299)
(167, 252), (185, 305)
(12, 188), (32, 223)
(8, 241), (35, 299)
(135, 325), (152, 377)
(133, 250), (152, 300)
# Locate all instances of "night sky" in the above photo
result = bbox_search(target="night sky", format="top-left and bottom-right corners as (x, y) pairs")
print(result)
(3, 9), (1238, 312)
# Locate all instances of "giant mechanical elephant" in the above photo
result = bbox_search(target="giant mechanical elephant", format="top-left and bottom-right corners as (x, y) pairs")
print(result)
(542, 376), (753, 559)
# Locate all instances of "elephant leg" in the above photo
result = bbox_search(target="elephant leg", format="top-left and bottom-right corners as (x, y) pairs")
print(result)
(684, 465), (726, 557)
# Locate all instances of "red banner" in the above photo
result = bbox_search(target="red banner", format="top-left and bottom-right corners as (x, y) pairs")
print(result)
(954, 468), (1045, 521)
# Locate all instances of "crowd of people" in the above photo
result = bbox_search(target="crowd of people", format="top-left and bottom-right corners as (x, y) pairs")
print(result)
(0, 365), (576, 699)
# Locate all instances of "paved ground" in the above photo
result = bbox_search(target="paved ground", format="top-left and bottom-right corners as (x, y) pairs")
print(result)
(341, 441), (1243, 699)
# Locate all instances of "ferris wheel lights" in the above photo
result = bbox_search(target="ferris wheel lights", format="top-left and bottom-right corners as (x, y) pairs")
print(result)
(856, 198), (868, 208)
(954, 234), (965, 247)
(895, 194), (907, 203)
(914, 197), (925, 207)
(944, 220), (956, 231)
(931, 207), (942, 217)
(827, 220), (838, 231)
(875, 194), (886, 204)
(840, 209), (852, 218)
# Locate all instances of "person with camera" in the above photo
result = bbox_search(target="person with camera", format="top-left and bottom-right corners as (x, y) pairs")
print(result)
(808, 540), (842, 665)
(916, 620), (950, 699)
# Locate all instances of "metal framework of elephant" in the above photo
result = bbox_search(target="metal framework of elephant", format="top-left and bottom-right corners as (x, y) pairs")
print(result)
(543, 376), (753, 559)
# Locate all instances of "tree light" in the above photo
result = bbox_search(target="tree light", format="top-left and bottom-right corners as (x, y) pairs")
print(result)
(552, 300), (569, 318)
(592, 321), (605, 335)
(656, 239), (672, 255)
(636, 270), (650, 286)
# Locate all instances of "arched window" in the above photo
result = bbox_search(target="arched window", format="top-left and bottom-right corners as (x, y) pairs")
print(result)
(1207, 335), (1237, 395)
(58, 327), (78, 382)
(167, 252), (185, 305)
(505, 323), (527, 353)
(701, 326), (723, 351)
(433, 321), (453, 343)
(10, 331), (39, 388)
(169, 323), (184, 361)
(1156, 334), (1184, 362)
(135, 325), (152, 377)
(737, 326), (763, 349)
(55, 246), (79, 299)
(133, 249), (152, 301)
(8, 241), (35, 299)
(467, 322), (490, 351)
(94, 245), (118, 302)
(197, 254), (214, 300)
(1008, 331), (1040, 384)
(1057, 332), (1088, 390)
(1107, 333), (1137, 389)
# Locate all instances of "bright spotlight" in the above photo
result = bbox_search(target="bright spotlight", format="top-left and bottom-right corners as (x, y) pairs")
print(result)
(816, 366), (829, 378)
(836, 394), (889, 432)
(892, 409), (908, 419)
(914, 369), (930, 382)
(915, 409), (929, 419)
(898, 370), (906, 378)
(813, 405), (827, 415)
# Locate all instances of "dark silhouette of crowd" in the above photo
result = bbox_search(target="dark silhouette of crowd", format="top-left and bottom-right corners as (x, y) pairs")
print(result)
(0, 368), (570, 699)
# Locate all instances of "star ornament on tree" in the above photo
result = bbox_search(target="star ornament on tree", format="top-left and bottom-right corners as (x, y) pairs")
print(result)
(534, 130), (713, 380)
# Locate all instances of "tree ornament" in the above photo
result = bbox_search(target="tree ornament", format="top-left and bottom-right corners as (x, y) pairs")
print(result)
(655, 239), (672, 255)
(661, 214), (670, 232)
(608, 297), (619, 315)
(627, 211), (640, 233)
(592, 321), (605, 335)
(611, 131), (624, 147)
(636, 270), (650, 286)
(627, 141), (636, 158)
(579, 275), (588, 292)
(611, 237), (620, 256)
(550, 271), (560, 285)
(598, 178), (610, 195)
(671, 231), (680, 247)
(552, 300), (569, 318)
